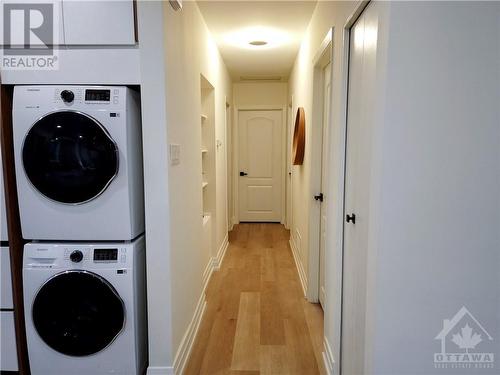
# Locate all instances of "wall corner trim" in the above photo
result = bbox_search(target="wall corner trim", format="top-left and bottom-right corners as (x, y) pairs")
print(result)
(213, 234), (229, 270)
(289, 237), (308, 296)
(322, 336), (335, 375)
(146, 366), (175, 375)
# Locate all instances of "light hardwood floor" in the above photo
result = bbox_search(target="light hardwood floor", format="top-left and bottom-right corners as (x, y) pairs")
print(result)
(184, 223), (325, 375)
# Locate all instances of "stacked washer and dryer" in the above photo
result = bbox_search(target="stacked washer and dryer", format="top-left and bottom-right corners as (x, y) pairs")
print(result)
(12, 86), (147, 375)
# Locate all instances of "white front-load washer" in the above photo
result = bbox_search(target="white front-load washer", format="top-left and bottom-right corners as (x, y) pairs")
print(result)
(23, 236), (147, 375)
(13, 85), (144, 241)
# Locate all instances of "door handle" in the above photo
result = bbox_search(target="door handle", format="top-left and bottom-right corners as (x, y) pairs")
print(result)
(346, 214), (356, 224)
(240, 171), (248, 176)
(314, 193), (324, 202)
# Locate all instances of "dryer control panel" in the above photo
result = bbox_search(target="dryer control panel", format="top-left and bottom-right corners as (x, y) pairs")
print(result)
(23, 241), (140, 270)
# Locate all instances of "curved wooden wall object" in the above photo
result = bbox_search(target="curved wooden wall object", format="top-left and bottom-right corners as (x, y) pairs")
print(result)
(292, 107), (305, 165)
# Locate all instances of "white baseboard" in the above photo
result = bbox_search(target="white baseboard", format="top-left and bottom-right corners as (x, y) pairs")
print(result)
(202, 256), (214, 293)
(289, 237), (308, 296)
(172, 293), (207, 375)
(323, 336), (335, 375)
(171, 234), (230, 374)
(146, 366), (174, 375)
(213, 234), (229, 270)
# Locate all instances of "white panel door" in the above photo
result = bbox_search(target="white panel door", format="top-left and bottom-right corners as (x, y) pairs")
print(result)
(62, 1), (135, 45)
(238, 110), (282, 222)
(319, 62), (331, 308)
(342, 2), (380, 374)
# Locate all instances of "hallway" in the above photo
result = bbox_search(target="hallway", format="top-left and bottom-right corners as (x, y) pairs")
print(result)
(184, 224), (325, 374)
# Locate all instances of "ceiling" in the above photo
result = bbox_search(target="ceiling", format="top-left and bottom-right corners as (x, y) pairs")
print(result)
(197, 1), (317, 81)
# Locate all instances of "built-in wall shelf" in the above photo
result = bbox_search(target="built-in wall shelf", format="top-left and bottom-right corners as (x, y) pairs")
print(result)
(200, 74), (216, 259)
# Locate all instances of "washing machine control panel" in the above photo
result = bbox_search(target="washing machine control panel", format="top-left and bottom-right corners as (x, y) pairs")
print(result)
(93, 248), (118, 262)
(24, 243), (135, 269)
(51, 87), (124, 108)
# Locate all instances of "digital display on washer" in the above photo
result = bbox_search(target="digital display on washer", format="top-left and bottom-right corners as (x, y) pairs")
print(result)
(93, 248), (118, 262)
(85, 89), (110, 102)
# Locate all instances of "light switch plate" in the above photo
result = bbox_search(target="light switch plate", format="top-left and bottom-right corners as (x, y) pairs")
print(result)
(170, 144), (181, 165)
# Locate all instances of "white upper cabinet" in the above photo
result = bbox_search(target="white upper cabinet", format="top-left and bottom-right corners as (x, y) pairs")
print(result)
(62, 0), (136, 45)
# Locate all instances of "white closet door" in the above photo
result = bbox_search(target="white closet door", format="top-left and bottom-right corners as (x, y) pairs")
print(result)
(342, 2), (381, 374)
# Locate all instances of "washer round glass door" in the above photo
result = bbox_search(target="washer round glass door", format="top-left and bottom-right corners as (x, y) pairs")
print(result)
(22, 111), (119, 204)
(32, 270), (125, 357)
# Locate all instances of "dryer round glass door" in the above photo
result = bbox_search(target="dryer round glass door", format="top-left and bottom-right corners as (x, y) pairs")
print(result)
(22, 110), (119, 204)
(32, 270), (125, 357)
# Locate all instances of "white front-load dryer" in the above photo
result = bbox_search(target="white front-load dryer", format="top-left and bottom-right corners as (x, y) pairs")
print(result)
(23, 236), (147, 375)
(13, 85), (144, 241)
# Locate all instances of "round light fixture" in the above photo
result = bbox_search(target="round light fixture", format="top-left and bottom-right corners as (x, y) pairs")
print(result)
(249, 40), (268, 46)
(224, 26), (291, 50)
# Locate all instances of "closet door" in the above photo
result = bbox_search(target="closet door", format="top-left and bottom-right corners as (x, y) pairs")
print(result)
(341, 2), (381, 374)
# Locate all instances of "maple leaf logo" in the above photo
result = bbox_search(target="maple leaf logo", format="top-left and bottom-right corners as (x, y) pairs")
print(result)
(452, 324), (483, 353)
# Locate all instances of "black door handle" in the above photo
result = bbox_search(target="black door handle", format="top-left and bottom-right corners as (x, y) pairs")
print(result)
(240, 171), (248, 176)
(346, 213), (356, 224)
(314, 193), (324, 202)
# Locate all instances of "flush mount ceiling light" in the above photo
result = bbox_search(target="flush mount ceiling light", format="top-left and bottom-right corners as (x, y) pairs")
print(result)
(224, 26), (290, 50)
(249, 40), (268, 46)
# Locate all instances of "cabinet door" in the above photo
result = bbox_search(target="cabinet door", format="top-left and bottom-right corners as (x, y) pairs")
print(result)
(62, 0), (136, 45)
(0, 0), (65, 47)
(1, 247), (13, 309)
(0, 312), (18, 371)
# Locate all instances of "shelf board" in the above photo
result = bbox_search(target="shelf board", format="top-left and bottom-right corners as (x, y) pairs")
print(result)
(202, 181), (208, 188)
(201, 149), (208, 154)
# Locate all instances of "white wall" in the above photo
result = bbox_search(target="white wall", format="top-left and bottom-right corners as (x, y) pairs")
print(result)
(137, 1), (174, 371)
(370, 2), (500, 374)
(288, 1), (358, 371)
(139, 1), (232, 372)
(162, 0), (232, 365)
(290, 1), (500, 374)
(233, 82), (288, 107)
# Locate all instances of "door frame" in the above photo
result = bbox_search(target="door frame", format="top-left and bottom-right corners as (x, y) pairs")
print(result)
(285, 96), (294, 230)
(307, 30), (334, 304)
(233, 105), (287, 224)
(225, 98), (232, 232)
